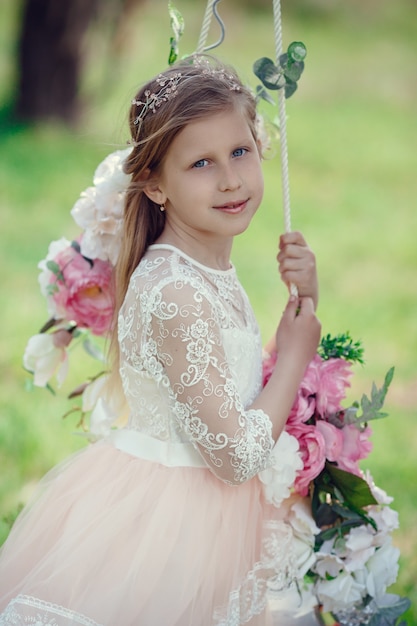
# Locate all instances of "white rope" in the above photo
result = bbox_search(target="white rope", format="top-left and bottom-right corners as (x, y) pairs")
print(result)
(273, 0), (297, 296)
(272, 0), (291, 234)
(196, 0), (216, 53)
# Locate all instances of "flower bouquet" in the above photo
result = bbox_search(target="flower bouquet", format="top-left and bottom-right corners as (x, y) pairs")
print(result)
(261, 336), (410, 625)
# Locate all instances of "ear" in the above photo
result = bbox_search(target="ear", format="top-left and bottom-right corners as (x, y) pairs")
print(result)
(141, 168), (166, 205)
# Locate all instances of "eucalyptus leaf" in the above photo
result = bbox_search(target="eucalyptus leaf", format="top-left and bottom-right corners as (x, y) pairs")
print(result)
(283, 61), (304, 83)
(71, 240), (81, 254)
(255, 85), (276, 105)
(284, 80), (298, 99)
(46, 260), (64, 282)
(253, 57), (285, 91)
(366, 594), (411, 626)
(288, 41), (307, 63)
(83, 338), (106, 363)
(46, 284), (59, 296)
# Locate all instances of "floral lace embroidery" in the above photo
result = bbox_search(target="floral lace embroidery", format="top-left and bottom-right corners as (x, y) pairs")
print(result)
(118, 246), (275, 484)
(0, 594), (102, 625)
(213, 520), (297, 625)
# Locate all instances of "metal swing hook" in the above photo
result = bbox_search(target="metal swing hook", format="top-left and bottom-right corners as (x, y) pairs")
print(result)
(196, 0), (226, 54)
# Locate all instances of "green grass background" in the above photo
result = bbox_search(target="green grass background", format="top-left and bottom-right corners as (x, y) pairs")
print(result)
(0, 0), (416, 621)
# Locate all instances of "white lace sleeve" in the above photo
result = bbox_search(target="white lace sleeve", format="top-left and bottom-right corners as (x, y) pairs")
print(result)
(144, 279), (274, 485)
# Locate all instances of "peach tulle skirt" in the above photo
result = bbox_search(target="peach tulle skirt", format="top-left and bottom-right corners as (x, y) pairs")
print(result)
(0, 440), (299, 626)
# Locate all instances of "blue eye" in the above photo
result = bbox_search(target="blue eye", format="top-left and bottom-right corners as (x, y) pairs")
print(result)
(193, 159), (208, 168)
(232, 147), (247, 158)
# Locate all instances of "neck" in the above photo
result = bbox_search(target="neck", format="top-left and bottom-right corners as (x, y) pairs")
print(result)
(155, 228), (233, 271)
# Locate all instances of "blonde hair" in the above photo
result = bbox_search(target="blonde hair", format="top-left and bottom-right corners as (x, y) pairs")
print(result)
(108, 55), (258, 391)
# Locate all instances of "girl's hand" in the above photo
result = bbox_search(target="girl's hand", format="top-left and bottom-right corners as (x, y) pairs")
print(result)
(275, 296), (321, 367)
(277, 231), (319, 310)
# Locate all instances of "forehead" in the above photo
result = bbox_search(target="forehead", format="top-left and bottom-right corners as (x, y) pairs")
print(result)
(168, 108), (254, 156)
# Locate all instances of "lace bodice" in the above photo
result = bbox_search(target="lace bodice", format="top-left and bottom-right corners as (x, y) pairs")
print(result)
(118, 244), (274, 485)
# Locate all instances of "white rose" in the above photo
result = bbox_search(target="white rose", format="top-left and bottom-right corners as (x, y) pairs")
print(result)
(344, 525), (376, 572)
(315, 570), (365, 613)
(23, 333), (69, 387)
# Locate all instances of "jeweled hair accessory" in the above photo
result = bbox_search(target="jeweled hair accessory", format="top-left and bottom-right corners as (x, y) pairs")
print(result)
(131, 57), (241, 128)
(132, 72), (182, 127)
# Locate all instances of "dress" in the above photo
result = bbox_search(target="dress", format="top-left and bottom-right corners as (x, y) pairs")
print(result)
(0, 244), (301, 626)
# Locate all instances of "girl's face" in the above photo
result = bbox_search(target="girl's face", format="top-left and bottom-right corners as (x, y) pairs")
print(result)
(148, 107), (264, 254)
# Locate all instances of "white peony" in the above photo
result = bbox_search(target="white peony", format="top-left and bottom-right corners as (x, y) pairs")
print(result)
(258, 430), (303, 507)
(71, 148), (132, 265)
(365, 539), (400, 599)
(315, 570), (365, 613)
(23, 333), (69, 387)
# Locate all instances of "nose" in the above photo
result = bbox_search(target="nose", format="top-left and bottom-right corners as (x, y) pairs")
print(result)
(218, 162), (242, 192)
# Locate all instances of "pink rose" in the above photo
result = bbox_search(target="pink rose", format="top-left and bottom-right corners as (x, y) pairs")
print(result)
(286, 422), (326, 496)
(316, 420), (344, 462)
(337, 423), (373, 475)
(49, 240), (114, 335)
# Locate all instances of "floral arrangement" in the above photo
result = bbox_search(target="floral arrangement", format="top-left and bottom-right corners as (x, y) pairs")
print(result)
(261, 339), (410, 625)
(23, 148), (132, 435)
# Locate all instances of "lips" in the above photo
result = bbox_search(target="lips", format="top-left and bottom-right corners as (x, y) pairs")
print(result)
(213, 199), (248, 213)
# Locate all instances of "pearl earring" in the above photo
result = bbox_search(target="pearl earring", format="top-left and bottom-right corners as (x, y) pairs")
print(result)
(159, 204), (165, 212)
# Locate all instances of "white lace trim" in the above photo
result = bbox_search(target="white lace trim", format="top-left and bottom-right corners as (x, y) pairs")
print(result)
(0, 594), (102, 625)
(213, 520), (297, 625)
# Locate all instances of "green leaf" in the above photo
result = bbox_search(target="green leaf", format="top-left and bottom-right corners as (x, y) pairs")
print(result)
(288, 41), (307, 63)
(46, 284), (59, 296)
(356, 367), (395, 425)
(278, 53), (305, 83)
(46, 260), (64, 282)
(168, 1), (184, 65)
(366, 594), (411, 626)
(83, 338), (106, 362)
(255, 85), (276, 105)
(325, 463), (378, 509)
(318, 331), (364, 363)
(284, 80), (298, 99)
(253, 57), (286, 91)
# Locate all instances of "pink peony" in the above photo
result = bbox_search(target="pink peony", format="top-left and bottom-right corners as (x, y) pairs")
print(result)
(315, 357), (353, 416)
(50, 240), (114, 335)
(286, 422), (327, 496)
(316, 420), (344, 462)
(337, 423), (373, 476)
(287, 392), (316, 426)
(299, 355), (352, 417)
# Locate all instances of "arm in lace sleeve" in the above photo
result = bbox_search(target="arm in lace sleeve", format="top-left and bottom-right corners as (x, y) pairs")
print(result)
(150, 281), (275, 485)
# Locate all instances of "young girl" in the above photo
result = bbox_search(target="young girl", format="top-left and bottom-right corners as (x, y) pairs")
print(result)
(0, 55), (320, 625)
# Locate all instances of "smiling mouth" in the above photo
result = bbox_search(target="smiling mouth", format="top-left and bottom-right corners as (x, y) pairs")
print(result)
(213, 199), (248, 213)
